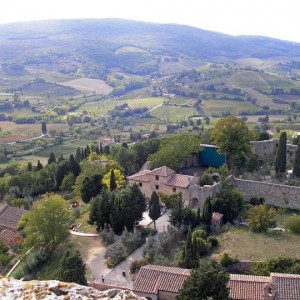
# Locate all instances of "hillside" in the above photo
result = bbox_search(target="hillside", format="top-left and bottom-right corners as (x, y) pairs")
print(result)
(0, 19), (300, 79)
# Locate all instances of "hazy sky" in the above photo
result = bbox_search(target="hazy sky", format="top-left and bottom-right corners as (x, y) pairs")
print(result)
(1, 0), (300, 42)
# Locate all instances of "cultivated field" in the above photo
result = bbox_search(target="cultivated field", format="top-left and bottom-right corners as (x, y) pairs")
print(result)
(60, 78), (113, 95)
(150, 104), (197, 122)
(201, 100), (257, 115)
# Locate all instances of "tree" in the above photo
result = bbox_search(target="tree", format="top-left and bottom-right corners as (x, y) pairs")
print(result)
(24, 194), (71, 253)
(48, 152), (56, 165)
(275, 131), (287, 176)
(80, 174), (103, 203)
(36, 160), (43, 171)
(102, 169), (125, 191)
(248, 204), (276, 232)
(202, 196), (212, 229)
(211, 116), (252, 166)
(121, 184), (146, 231)
(149, 135), (201, 171)
(75, 147), (82, 163)
(41, 121), (47, 135)
(212, 184), (244, 223)
(60, 173), (75, 191)
(293, 140), (300, 177)
(177, 260), (230, 300)
(149, 191), (160, 231)
(69, 154), (81, 177)
(58, 249), (87, 285)
(169, 194), (184, 226)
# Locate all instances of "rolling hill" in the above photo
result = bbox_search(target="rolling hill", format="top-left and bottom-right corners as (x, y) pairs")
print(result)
(0, 19), (300, 79)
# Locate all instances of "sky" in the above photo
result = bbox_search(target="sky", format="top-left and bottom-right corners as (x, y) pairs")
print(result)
(1, 0), (300, 43)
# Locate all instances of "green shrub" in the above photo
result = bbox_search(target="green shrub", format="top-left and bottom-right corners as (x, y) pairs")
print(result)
(99, 225), (115, 245)
(220, 252), (239, 268)
(129, 258), (148, 274)
(104, 242), (126, 268)
(199, 173), (213, 186)
(286, 215), (300, 234)
(208, 237), (219, 248)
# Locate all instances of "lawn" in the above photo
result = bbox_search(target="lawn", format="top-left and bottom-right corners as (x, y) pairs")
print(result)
(201, 100), (257, 116)
(212, 226), (300, 261)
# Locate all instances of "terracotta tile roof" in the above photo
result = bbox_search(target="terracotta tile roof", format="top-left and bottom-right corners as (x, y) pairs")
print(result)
(127, 170), (151, 182)
(229, 274), (270, 300)
(0, 204), (27, 231)
(134, 265), (190, 294)
(149, 166), (175, 177)
(212, 212), (223, 222)
(165, 174), (195, 188)
(0, 229), (18, 246)
(271, 273), (300, 300)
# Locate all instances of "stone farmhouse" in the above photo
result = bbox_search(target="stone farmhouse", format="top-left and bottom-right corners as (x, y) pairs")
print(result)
(127, 166), (198, 205)
(134, 264), (300, 300)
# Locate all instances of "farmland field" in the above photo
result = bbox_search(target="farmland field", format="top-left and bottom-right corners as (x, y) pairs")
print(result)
(60, 78), (113, 95)
(149, 104), (197, 121)
(201, 100), (257, 115)
(78, 97), (163, 114)
(228, 71), (272, 92)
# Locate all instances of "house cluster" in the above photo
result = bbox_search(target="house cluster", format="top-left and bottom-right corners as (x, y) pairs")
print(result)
(134, 265), (300, 300)
(0, 204), (26, 247)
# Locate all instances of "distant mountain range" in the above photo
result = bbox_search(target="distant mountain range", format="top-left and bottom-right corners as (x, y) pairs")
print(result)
(0, 19), (299, 77)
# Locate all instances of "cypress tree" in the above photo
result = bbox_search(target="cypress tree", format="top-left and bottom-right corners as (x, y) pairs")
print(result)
(202, 196), (213, 230)
(275, 131), (287, 176)
(27, 162), (33, 171)
(69, 154), (81, 177)
(36, 160), (43, 171)
(110, 197), (124, 235)
(75, 147), (81, 162)
(58, 249), (87, 285)
(109, 169), (117, 191)
(293, 140), (300, 177)
(41, 121), (47, 135)
(48, 152), (56, 164)
(149, 191), (161, 231)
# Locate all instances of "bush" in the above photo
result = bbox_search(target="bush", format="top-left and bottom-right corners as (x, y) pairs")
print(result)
(104, 242), (126, 268)
(139, 227), (156, 238)
(121, 228), (144, 254)
(129, 258), (148, 274)
(199, 173), (213, 186)
(99, 225), (115, 245)
(208, 237), (219, 248)
(286, 215), (300, 234)
(143, 238), (162, 263)
(220, 252), (239, 268)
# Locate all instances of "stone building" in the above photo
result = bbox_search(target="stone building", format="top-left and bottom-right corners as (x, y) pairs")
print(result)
(127, 166), (198, 206)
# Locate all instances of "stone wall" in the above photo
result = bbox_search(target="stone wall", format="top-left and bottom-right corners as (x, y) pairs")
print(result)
(251, 139), (298, 166)
(233, 177), (300, 210)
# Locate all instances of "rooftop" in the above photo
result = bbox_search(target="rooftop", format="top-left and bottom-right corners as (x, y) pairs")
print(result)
(165, 174), (195, 188)
(0, 204), (27, 231)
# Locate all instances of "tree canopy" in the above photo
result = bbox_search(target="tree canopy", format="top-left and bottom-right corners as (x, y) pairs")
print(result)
(149, 191), (160, 230)
(149, 135), (201, 171)
(24, 193), (71, 253)
(275, 131), (287, 176)
(177, 260), (230, 300)
(58, 249), (87, 285)
(248, 204), (276, 232)
(211, 116), (252, 164)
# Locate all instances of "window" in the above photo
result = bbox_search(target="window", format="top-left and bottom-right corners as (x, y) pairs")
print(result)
(155, 175), (159, 180)
(139, 182), (142, 187)
(173, 187), (176, 192)
(156, 185), (159, 190)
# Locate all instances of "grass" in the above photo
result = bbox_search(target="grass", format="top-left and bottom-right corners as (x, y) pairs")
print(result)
(201, 100), (257, 116)
(75, 209), (97, 234)
(150, 104), (197, 122)
(212, 227), (300, 261)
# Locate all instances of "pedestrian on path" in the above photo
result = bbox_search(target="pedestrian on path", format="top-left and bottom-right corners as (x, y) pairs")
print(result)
(122, 268), (126, 277)
(101, 276), (104, 284)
